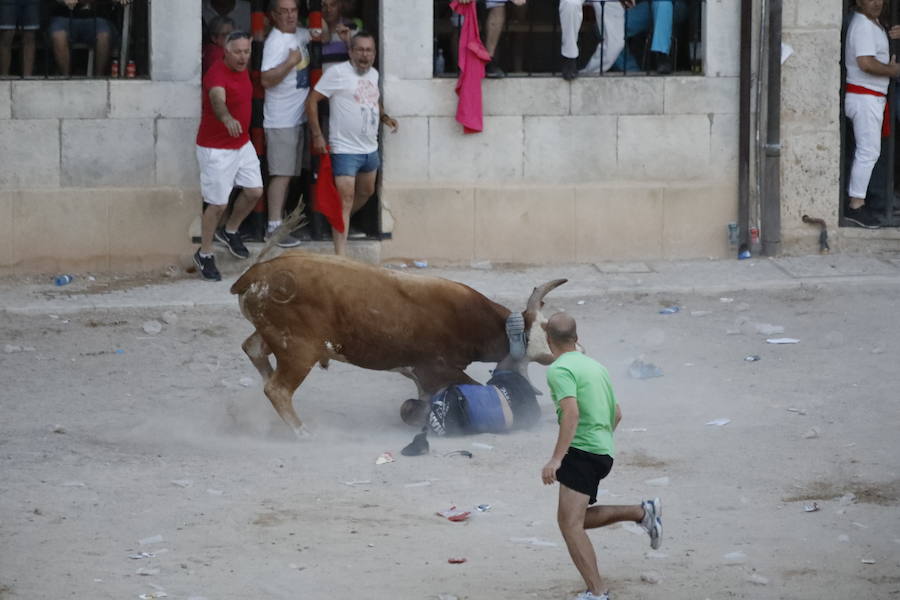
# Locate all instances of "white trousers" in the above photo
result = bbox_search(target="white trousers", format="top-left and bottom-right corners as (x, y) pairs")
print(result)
(560, 0), (625, 72)
(845, 92), (885, 199)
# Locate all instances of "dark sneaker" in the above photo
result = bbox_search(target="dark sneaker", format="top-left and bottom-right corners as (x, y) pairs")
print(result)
(193, 250), (221, 281)
(561, 57), (578, 81)
(266, 231), (302, 248)
(640, 497), (662, 550)
(485, 60), (506, 79)
(214, 228), (250, 259)
(654, 51), (673, 75)
(845, 207), (881, 229)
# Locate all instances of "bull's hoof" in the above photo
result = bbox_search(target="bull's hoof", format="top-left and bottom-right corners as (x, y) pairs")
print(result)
(401, 432), (430, 457)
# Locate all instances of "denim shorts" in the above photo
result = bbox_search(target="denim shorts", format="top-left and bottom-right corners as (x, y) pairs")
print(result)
(0, 0), (40, 30)
(330, 151), (380, 176)
(49, 16), (115, 43)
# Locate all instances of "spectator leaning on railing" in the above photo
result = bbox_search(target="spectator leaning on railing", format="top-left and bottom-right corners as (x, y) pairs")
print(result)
(50, 0), (131, 77)
(561, 0), (688, 80)
(454, 0), (526, 78)
(0, 0), (40, 77)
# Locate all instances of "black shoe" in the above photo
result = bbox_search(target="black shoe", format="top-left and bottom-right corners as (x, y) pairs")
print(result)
(654, 52), (673, 75)
(485, 61), (506, 79)
(214, 228), (250, 259)
(193, 250), (222, 281)
(401, 432), (430, 457)
(845, 207), (881, 229)
(561, 57), (578, 81)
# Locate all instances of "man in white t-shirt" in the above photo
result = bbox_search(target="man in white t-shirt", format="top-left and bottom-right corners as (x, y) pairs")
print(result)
(307, 31), (398, 256)
(261, 0), (315, 247)
(843, 0), (900, 228)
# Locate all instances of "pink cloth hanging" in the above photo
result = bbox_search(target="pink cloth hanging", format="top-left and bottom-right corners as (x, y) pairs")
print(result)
(451, 0), (490, 134)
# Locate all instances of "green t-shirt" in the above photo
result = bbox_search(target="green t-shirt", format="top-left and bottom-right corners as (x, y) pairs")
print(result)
(546, 351), (617, 457)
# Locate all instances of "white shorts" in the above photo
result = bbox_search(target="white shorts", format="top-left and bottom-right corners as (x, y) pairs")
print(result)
(196, 141), (263, 206)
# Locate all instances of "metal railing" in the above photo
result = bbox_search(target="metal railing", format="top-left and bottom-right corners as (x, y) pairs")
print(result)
(433, 0), (705, 78)
(0, 0), (145, 79)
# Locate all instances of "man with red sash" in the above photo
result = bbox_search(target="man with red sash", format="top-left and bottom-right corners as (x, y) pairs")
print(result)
(844, 0), (900, 228)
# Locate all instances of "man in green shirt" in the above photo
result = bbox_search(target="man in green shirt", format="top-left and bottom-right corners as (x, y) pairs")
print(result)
(541, 312), (662, 600)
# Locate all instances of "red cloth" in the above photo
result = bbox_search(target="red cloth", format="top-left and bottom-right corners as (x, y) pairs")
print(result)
(314, 152), (345, 233)
(196, 59), (252, 149)
(451, 0), (490, 134)
(846, 83), (891, 138)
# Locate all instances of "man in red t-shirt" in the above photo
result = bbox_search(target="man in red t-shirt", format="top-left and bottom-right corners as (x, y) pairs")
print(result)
(194, 30), (262, 281)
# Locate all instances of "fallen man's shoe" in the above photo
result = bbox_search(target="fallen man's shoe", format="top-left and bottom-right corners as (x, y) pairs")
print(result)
(401, 432), (430, 456)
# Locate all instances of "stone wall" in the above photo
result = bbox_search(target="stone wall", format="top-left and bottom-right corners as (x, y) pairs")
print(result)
(0, 0), (201, 274)
(378, 0), (742, 263)
(780, 0), (844, 254)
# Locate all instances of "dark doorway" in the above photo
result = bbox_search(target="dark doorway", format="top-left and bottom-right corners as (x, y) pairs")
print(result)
(840, 0), (899, 228)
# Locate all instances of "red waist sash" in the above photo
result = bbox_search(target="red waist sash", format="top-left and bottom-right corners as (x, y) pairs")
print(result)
(846, 83), (891, 137)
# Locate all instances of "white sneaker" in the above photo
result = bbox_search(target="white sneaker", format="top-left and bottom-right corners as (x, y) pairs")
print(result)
(575, 592), (610, 600)
(640, 497), (662, 550)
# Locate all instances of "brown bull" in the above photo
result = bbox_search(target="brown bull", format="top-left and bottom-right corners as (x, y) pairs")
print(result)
(230, 251), (566, 438)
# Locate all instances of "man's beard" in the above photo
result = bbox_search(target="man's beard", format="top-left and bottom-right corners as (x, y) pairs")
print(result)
(352, 62), (370, 75)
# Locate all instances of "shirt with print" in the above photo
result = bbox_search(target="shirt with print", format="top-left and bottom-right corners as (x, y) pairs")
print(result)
(262, 27), (312, 128)
(313, 60), (380, 155)
(196, 58), (252, 150)
(845, 11), (890, 94)
(546, 351), (617, 457)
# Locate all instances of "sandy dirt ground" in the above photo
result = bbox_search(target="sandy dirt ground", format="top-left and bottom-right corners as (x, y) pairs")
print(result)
(1, 276), (899, 600)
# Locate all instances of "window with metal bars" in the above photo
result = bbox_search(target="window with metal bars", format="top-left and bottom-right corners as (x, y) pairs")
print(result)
(0, 0), (148, 78)
(433, 0), (705, 78)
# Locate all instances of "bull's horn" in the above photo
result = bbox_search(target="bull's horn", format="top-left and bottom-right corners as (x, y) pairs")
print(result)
(525, 279), (568, 313)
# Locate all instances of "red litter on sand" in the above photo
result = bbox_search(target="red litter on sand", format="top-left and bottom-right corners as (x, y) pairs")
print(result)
(448, 557), (467, 564)
(436, 506), (471, 522)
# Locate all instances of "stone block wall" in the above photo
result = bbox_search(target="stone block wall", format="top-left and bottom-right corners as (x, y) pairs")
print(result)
(780, 0), (843, 254)
(378, 0), (742, 263)
(0, 0), (201, 274)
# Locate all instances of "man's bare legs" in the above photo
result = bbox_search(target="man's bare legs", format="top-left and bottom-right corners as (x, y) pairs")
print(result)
(332, 169), (376, 256)
(558, 485), (646, 596)
(200, 187), (262, 254)
(0, 29), (35, 76)
(94, 31), (110, 76)
(267, 175), (291, 225)
(20, 30), (34, 76)
(333, 175), (355, 256)
(485, 5), (505, 58)
(0, 30), (15, 75)
(51, 30), (70, 76)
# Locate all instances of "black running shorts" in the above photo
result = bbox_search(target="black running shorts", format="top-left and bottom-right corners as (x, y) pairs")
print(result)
(556, 447), (614, 505)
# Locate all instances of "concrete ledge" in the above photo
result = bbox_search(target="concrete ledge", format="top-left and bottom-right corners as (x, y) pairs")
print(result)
(0, 82), (11, 119)
(1, 187), (201, 275)
(382, 181), (736, 263)
(12, 80), (108, 119)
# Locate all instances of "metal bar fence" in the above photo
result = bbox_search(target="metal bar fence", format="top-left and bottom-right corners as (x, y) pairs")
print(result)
(432, 0), (704, 78)
(0, 0), (146, 79)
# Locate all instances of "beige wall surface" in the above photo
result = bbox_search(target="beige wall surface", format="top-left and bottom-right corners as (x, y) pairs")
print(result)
(1, 0), (870, 272)
(780, 0), (844, 255)
(379, 0), (742, 262)
(0, 0), (202, 273)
